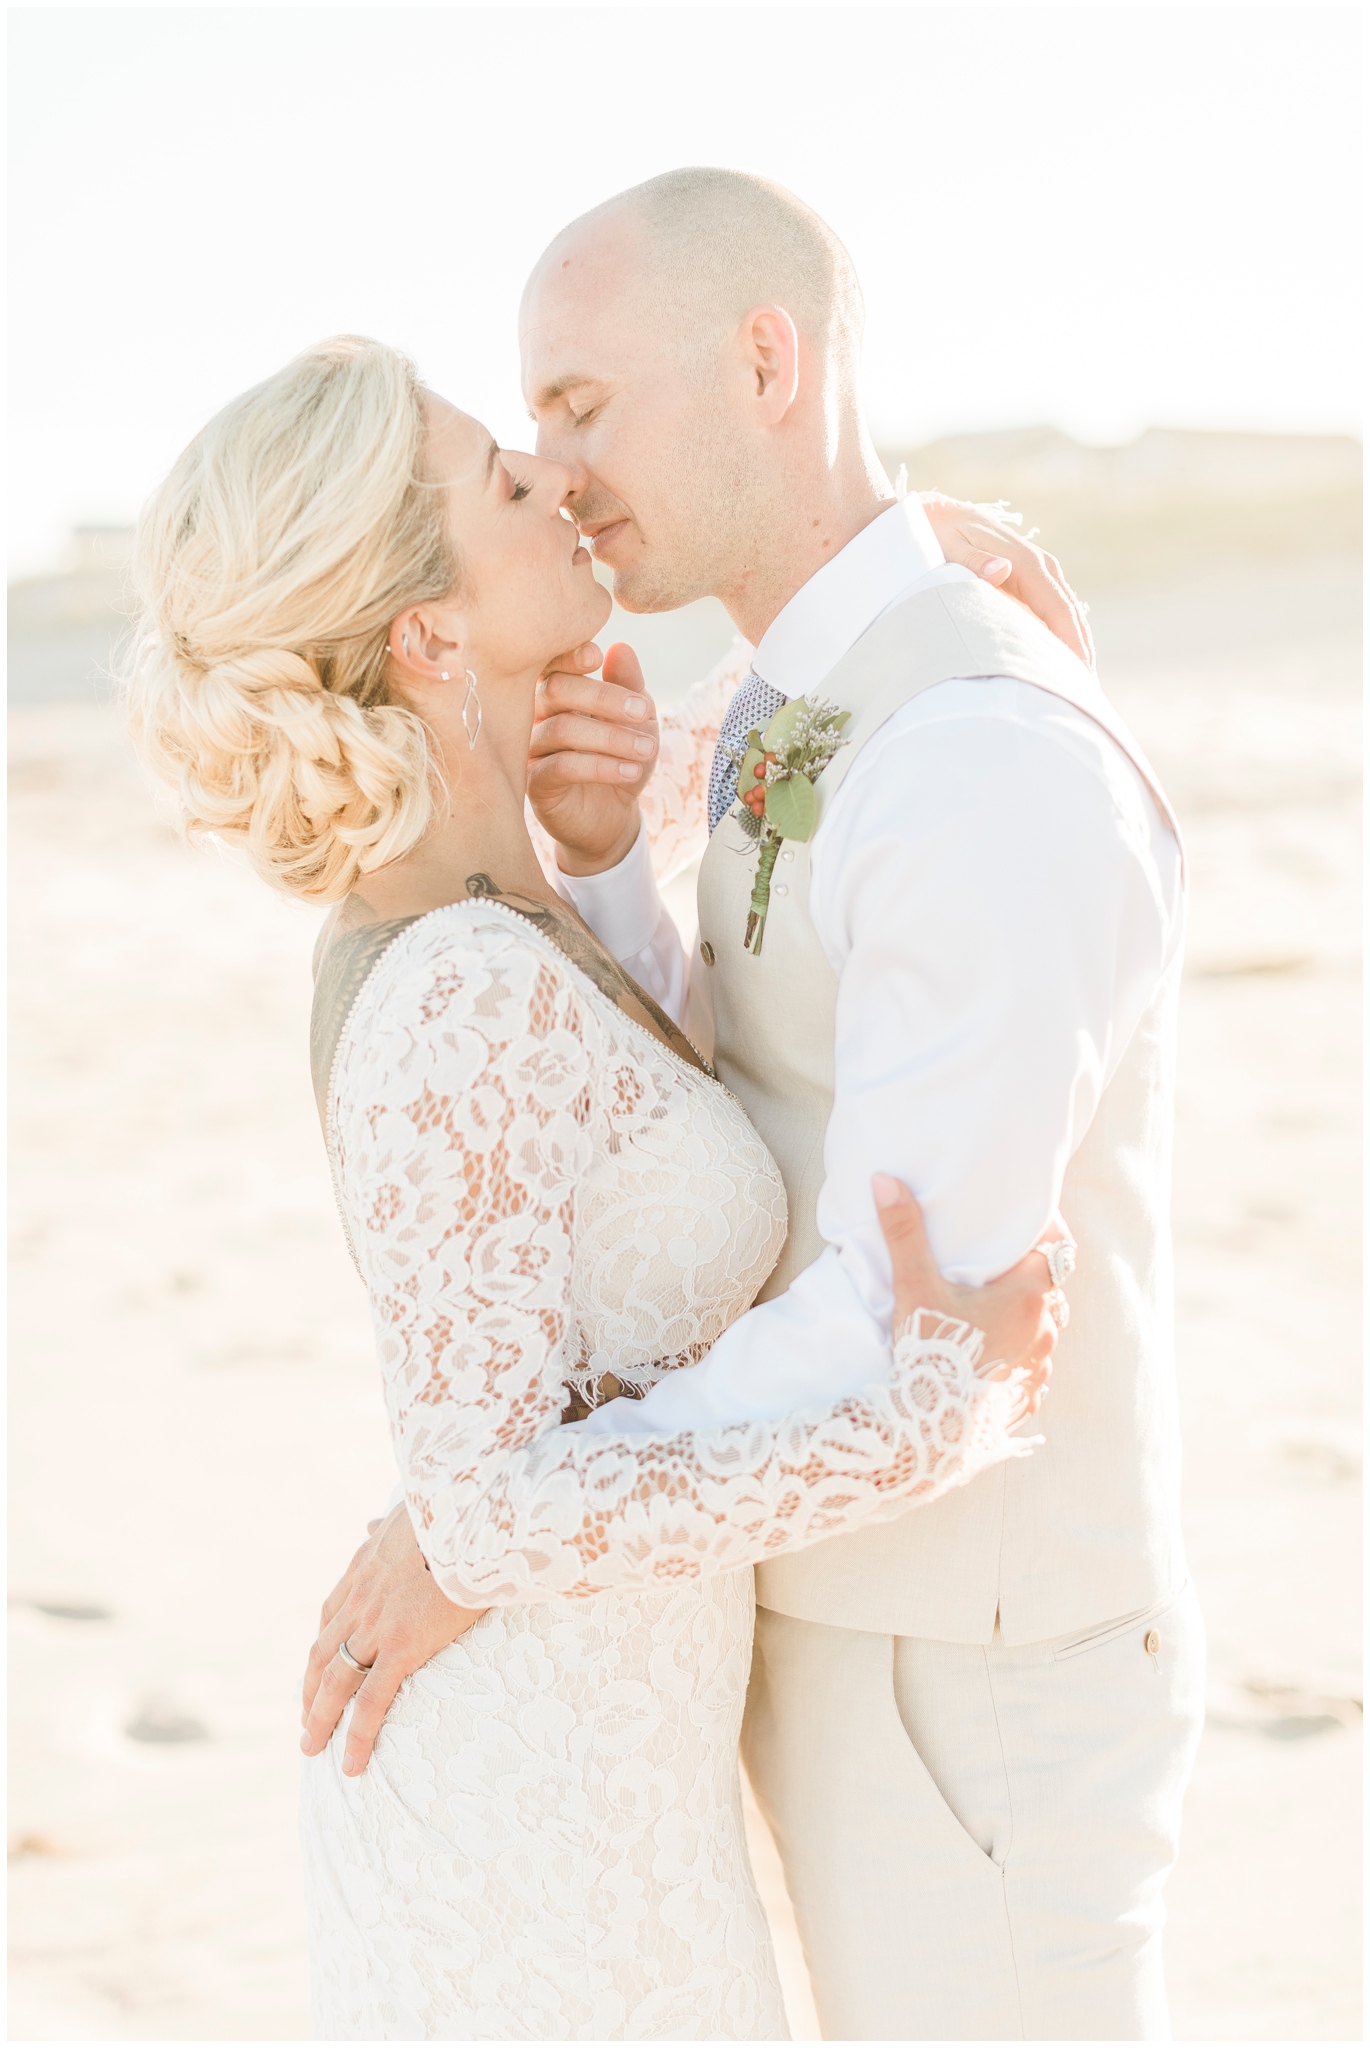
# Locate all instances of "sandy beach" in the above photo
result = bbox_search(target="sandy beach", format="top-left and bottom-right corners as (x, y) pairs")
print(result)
(8, 456), (1361, 2038)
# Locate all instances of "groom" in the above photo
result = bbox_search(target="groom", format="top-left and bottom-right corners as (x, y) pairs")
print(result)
(305, 171), (1204, 2039)
(516, 170), (1204, 2042)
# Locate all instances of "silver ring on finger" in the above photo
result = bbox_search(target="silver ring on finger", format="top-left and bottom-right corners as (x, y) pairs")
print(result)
(1046, 1287), (1070, 1331)
(1038, 1238), (1077, 1290)
(337, 1638), (374, 1676)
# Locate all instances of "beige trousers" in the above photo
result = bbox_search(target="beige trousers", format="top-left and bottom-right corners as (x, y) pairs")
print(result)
(741, 1585), (1205, 2041)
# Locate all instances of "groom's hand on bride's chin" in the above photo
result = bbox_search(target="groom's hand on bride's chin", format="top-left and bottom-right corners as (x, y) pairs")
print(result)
(528, 641), (660, 875)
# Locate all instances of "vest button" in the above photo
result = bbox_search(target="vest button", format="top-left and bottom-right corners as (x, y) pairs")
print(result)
(1144, 1629), (1161, 1656)
(773, 883), (788, 897)
(781, 848), (795, 862)
(699, 940), (716, 966)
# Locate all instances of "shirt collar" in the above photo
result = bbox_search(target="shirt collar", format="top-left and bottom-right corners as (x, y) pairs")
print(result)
(752, 494), (947, 701)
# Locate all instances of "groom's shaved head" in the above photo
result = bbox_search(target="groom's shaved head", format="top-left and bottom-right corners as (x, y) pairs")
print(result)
(522, 169), (882, 620)
(526, 167), (864, 392)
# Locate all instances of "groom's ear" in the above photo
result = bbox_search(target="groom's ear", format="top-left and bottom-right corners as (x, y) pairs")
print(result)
(738, 306), (801, 423)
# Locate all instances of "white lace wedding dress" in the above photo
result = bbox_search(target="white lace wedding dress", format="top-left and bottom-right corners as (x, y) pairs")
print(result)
(300, 899), (1029, 2041)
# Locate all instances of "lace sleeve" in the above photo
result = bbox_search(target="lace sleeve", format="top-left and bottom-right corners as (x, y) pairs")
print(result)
(335, 918), (593, 1584)
(336, 914), (1034, 1612)
(639, 638), (753, 884)
(421, 1308), (1032, 1606)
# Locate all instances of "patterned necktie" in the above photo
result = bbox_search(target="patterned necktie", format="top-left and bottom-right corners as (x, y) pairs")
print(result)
(707, 669), (789, 835)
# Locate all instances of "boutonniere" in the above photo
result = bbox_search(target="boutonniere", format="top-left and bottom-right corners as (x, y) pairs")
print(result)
(729, 695), (851, 955)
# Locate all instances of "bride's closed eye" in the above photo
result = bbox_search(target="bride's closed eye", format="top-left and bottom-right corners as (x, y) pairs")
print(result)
(507, 472), (533, 503)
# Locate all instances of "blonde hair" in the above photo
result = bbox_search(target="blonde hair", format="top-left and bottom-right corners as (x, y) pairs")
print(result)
(124, 336), (456, 902)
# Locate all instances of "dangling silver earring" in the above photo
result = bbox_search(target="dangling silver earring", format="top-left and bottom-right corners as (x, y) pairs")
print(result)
(461, 670), (483, 751)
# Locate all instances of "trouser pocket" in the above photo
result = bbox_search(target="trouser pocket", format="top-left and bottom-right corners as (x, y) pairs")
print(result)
(1051, 1581), (1189, 1663)
(745, 1607), (1023, 2041)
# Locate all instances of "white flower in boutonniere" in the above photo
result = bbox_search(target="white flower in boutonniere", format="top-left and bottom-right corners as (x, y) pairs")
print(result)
(728, 695), (851, 955)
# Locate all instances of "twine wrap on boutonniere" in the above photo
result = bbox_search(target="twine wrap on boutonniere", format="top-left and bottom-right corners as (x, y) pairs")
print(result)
(728, 695), (851, 955)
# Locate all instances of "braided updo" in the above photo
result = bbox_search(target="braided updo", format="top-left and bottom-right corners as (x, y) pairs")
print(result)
(124, 337), (457, 902)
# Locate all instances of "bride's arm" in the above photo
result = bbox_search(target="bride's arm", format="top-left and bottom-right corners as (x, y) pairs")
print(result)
(338, 932), (1051, 1615)
(421, 1313), (1030, 1605)
(919, 493), (1095, 669)
(300, 1176), (1058, 1774)
(414, 1234), (1051, 1612)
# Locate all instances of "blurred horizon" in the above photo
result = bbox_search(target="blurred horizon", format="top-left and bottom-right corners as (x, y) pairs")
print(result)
(10, 417), (1361, 708)
(7, 5), (1362, 575)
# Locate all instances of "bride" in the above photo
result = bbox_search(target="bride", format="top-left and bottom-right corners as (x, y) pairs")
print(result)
(126, 337), (1062, 2041)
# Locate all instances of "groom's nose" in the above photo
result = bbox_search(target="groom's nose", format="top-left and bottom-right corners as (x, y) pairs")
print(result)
(555, 455), (592, 508)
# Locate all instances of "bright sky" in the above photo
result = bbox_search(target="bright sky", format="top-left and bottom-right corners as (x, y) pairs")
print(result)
(7, 3), (1362, 574)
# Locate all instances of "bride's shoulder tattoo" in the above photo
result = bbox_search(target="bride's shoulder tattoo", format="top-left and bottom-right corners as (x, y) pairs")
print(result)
(463, 872), (708, 1075)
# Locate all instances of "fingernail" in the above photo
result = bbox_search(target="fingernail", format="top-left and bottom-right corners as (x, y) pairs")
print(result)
(984, 557), (1012, 581)
(300, 1734), (313, 1753)
(343, 1756), (358, 1776)
(633, 735), (655, 756)
(617, 762), (641, 779)
(575, 643), (599, 664)
(872, 1173), (903, 1208)
(623, 695), (649, 720)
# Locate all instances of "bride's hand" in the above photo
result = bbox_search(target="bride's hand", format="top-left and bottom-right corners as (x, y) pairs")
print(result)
(919, 493), (1095, 671)
(872, 1175), (1068, 1418)
(299, 1504), (486, 1776)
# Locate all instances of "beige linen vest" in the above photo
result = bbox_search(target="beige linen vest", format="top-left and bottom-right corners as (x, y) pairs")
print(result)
(688, 578), (1188, 1646)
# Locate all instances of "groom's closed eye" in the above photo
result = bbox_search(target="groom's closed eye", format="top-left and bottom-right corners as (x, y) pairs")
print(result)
(529, 375), (610, 423)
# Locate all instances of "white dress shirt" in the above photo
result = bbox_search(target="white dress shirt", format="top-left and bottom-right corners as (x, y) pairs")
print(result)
(559, 497), (1183, 1437)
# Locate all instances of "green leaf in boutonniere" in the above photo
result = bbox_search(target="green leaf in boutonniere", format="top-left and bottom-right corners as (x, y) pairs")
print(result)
(730, 694), (850, 956)
(760, 698), (807, 749)
(764, 770), (815, 841)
